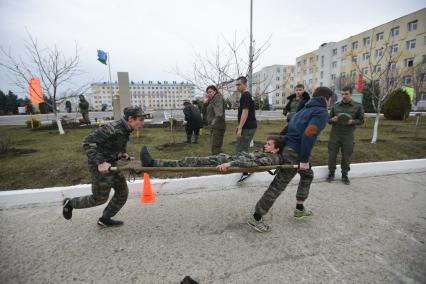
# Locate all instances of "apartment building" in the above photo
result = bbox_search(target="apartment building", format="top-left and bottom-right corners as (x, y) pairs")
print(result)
(90, 81), (195, 110)
(296, 8), (426, 105)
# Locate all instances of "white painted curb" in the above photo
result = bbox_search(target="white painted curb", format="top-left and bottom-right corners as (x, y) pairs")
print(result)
(0, 159), (425, 208)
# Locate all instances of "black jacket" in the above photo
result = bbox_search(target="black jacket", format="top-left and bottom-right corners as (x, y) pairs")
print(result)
(283, 92), (311, 116)
(183, 105), (203, 129)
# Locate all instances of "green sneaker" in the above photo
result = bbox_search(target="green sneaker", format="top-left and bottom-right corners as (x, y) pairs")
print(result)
(294, 208), (313, 218)
(247, 216), (271, 233)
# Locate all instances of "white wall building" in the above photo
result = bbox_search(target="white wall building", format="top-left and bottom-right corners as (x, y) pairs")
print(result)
(90, 81), (195, 111)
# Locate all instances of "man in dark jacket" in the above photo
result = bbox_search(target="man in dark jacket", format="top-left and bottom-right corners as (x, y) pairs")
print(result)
(283, 84), (310, 122)
(78, 94), (91, 125)
(183, 101), (203, 144)
(62, 107), (146, 227)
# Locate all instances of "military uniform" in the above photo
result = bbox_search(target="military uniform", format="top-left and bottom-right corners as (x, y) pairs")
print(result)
(79, 99), (90, 125)
(153, 147), (313, 216)
(328, 100), (364, 175)
(206, 93), (226, 154)
(69, 107), (145, 220)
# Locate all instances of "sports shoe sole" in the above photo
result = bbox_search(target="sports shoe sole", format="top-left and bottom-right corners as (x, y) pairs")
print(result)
(97, 220), (124, 228)
(247, 220), (270, 233)
(62, 199), (72, 220)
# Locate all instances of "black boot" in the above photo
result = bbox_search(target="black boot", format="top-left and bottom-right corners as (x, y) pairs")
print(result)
(342, 173), (350, 185)
(193, 134), (199, 144)
(97, 217), (124, 227)
(62, 198), (73, 220)
(140, 146), (154, 167)
(326, 171), (335, 182)
(186, 134), (192, 144)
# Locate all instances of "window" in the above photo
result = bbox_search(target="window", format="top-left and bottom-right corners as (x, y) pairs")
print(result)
(297, 61), (301, 67)
(389, 44), (398, 55)
(404, 58), (414, 67)
(406, 39), (416, 50)
(352, 56), (358, 64)
(303, 59), (307, 65)
(276, 77), (280, 81)
(340, 72), (347, 78)
(277, 67), (281, 72)
(352, 41), (358, 50)
(363, 37), (370, 46)
(351, 70), (357, 77)
(331, 74), (336, 80)
(389, 62), (397, 70)
(408, 20), (417, 31)
(422, 93), (426, 100)
(276, 85), (280, 89)
(332, 48), (337, 56)
(321, 56), (324, 67)
(332, 61), (337, 68)
(362, 52), (370, 61)
(341, 45), (347, 52)
(362, 67), (368, 75)
(341, 59), (347, 65)
(320, 71), (324, 79)
(375, 48), (384, 58)
(403, 76), (412, 85)
(376, 32), (384, 41)
(320, 82), (323, 86)
(390, 27), (399, 37)
(423, 55), (426, 64)
(374, 65), (381, 73)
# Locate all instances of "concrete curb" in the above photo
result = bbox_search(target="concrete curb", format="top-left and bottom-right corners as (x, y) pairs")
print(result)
(1, 159), (425, 208)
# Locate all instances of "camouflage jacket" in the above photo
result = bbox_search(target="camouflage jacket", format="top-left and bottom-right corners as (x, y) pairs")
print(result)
(79, 100), (89, 114)
(229, 151), (284, 167)
(329, 99), (364, 134)
(82, 118), (132, 165)
(206, 93), (226, 130)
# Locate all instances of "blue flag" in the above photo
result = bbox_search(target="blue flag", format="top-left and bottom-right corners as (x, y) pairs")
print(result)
(97, 50), (107, 65)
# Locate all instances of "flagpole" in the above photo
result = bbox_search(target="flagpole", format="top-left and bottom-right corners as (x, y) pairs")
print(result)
(107, 52), (113, 111)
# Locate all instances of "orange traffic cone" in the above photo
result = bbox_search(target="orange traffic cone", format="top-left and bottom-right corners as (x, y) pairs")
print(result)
(140, 173), (156, 203)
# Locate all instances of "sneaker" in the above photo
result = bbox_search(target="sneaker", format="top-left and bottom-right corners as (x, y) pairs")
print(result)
(247, 215), (271, 233)
(62, 198), (73, 220)
(326, 172), (335, 182)
(140, 146), (154, 167)
(97, 217), (124, 227)
(342, 174), (350, 185)
(237, 172), (252, 183)
(294, 208), (313, 218)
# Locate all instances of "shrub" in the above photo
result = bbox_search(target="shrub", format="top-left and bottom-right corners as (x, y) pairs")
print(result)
(383, 89), (411, 120)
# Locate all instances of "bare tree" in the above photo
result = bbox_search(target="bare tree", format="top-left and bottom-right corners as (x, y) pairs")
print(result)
(0, 32), (81, 134)
(173, 33), (271, 97)
(350, 30), (404, 143)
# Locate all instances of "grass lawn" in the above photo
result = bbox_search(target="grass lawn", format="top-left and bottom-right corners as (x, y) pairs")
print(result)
(1, 117), (425, 190)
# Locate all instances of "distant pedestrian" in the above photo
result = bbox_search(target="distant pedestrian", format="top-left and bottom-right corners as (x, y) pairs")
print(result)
(183, 101), (203, 144)
(78, 95), (90, 125)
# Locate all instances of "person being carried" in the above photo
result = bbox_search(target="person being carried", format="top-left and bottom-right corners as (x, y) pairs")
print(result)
(140, 86), (333, 233)
(62, 107), (147, 227)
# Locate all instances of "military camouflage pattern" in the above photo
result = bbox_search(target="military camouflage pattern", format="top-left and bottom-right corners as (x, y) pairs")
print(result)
(328, 100), (364, 174)
(206, 93), (226, 130)
(154, 146), (314, 218)
(70, 118), (133, 218)
(211, 128), (225, 155)
(70, 165), (128, 218)
(83, 119), (132, 166)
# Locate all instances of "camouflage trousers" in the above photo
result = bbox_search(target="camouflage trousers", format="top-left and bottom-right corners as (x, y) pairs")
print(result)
(235, 128), (256, 153)
(70, 164), (129, 218)
(154, 153), (234, 167)
(254, 147), (314, 217)
(328, 131), (354, 174)
(211, 128), (225, 155)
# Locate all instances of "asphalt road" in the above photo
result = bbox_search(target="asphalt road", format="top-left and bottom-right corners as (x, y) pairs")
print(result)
(1, 172), (425, 283)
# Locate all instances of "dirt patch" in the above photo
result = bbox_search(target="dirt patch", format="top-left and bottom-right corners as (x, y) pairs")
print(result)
(359, 139), (387, 143)
(398, 136), (426, 142)
(0, 148), (38, 157)
(155, 142), (188, 151)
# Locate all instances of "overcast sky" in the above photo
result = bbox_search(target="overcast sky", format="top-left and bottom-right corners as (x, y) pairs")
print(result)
(1, 0), (425, 96)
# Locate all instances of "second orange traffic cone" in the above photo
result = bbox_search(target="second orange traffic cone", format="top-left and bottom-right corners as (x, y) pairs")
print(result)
(140, 173), (156, 203)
